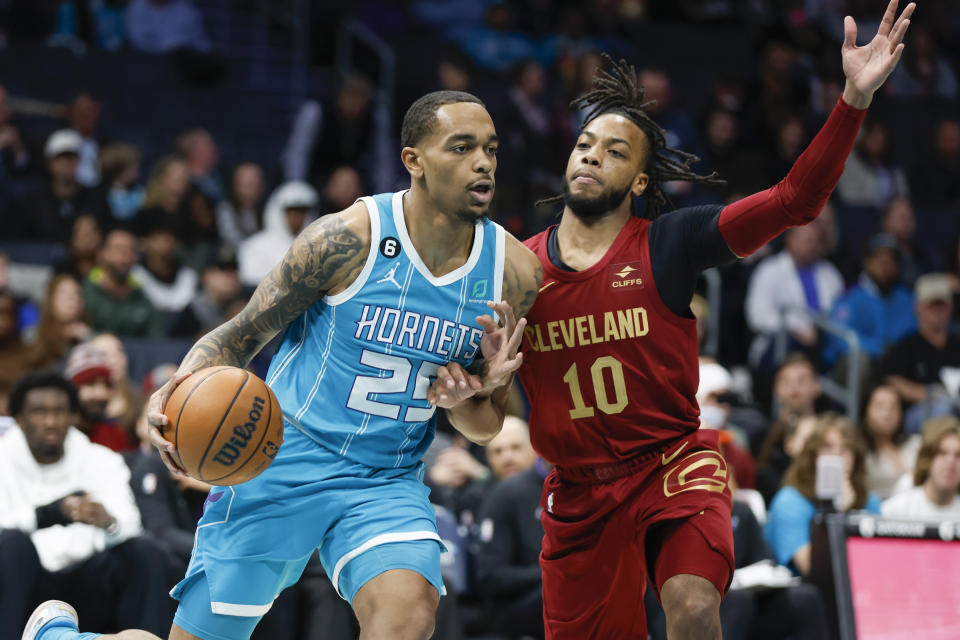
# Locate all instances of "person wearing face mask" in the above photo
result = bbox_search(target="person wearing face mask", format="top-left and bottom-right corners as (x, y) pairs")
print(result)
(697, 361), (756, 490)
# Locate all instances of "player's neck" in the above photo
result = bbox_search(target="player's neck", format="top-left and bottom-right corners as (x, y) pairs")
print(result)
(403, 189), (476, 277)
(556, 205), (631, 271)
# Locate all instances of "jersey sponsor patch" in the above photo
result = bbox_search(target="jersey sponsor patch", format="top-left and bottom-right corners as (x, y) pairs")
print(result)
(609, 261), (644, 291)
(467, 276), (491, 304)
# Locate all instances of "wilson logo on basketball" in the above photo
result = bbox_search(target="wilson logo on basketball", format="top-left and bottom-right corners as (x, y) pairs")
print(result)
(213, 396), (266, 466)
(609, 261), (644, 290)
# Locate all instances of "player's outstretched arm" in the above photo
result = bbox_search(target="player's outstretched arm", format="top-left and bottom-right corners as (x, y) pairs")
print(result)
(716, 0), (914, 260)
(428, 237), (542, 445)
(147, 201), (370, 472)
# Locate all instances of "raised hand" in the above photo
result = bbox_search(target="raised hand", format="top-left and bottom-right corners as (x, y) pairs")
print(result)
(426, 301), (527, 409)
(475, 300), (526, 390)
(841, 0), (915, 107)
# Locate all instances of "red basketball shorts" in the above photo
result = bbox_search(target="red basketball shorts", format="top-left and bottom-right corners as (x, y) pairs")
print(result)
(539, 429), (734, 639)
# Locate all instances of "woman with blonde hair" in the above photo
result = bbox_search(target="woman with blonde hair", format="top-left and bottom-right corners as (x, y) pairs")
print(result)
(134, 155), (190, 236)
(883, 416), (960, 520)
(765, 414), (881, 575)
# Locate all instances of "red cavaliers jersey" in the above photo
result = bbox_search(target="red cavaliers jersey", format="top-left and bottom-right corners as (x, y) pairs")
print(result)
(520, 216), (700, 466)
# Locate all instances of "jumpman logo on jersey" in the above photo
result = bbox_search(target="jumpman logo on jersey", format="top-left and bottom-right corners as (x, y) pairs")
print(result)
(377, 264), (403, 289)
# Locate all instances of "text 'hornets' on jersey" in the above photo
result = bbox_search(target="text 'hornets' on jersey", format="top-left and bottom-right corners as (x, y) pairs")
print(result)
(265, 190), (506, 469)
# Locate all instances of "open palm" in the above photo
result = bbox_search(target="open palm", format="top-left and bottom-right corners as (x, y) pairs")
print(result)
(842, 0), (915, 96)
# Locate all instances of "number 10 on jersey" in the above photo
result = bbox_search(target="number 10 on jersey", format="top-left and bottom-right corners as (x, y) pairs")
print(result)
(562, 355), (628, 419)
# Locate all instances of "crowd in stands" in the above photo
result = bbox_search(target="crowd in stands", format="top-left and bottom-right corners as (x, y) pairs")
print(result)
(1, 0), (960, 638)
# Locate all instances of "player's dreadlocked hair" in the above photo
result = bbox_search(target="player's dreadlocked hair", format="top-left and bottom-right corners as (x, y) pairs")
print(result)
(538, 54), (725, 219)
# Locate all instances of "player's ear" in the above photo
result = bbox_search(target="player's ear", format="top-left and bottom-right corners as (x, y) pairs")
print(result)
(631, 171), (649, 197)
(401, 147), (425, 179)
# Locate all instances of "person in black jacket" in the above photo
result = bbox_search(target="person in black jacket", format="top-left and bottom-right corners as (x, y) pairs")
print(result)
(474, 459), (550, 639)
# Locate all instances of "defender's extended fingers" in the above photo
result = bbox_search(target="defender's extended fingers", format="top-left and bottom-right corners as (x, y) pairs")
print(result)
(487, 300), (516, 324)
(503, 315), (528, 354)
(877, 0), (899, 36)
(476, 313), (499, 333)
(889, 10), (913, 50)
(842, 15), (858, 51)
(887, 42), (905, 71)
(498, 301), (517, 335)
(503, 317), (527, 356)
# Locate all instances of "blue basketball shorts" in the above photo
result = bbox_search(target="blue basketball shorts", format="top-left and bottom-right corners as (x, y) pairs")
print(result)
(170, 422), (445, 639)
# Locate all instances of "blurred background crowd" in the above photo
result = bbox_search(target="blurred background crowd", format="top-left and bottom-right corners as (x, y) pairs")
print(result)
(1, 0), (960, 638)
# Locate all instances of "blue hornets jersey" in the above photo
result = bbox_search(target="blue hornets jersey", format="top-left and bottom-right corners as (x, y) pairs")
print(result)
(265, 190), (506, 468)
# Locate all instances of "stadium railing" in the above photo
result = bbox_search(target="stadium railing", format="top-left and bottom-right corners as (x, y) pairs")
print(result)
(774, 308), (863, 423)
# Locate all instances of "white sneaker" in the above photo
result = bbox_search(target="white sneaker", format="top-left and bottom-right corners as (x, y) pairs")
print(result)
(21, 600), (78, 640)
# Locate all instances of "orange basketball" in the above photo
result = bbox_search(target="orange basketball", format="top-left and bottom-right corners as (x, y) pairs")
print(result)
(162, 366), (284, 485)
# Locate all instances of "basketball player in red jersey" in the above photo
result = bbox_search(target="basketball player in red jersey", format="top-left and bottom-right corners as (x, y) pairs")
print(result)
(430, 1), (915, 638)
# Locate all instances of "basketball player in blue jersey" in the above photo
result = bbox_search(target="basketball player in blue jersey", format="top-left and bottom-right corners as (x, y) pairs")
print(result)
(23, 90), (542, 640)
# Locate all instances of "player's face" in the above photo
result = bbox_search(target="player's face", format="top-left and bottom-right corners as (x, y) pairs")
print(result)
(416, 102), (498, 222)
(563, 113), (650, 220)
(16, 388), (73, 464)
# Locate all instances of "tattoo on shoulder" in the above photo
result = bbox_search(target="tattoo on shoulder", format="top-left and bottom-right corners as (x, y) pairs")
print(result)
(183, 214), (367, 369)
(503, 255), (543, 317)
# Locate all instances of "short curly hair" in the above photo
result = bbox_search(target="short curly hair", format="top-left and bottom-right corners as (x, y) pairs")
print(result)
(9, 369), (79, 417)
(400, 90), (485, 149)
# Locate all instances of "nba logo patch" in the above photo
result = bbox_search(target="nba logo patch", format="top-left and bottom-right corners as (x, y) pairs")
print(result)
(609, 261), (644, 291)
(547, 492), (555, 514)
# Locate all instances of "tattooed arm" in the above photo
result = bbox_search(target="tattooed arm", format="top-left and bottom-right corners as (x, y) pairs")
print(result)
(146, 201), (370, 472)
(433, 235), (542, 444)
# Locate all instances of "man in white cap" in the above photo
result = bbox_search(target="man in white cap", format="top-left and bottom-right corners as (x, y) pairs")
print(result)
(16, 129), (99, 240)
(880, 272), (960, 432)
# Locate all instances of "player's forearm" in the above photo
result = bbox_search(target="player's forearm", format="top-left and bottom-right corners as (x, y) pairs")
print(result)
(447, 385), (510, 445)
(176, 318), (273, 375)
(718, 97), (867, 257)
